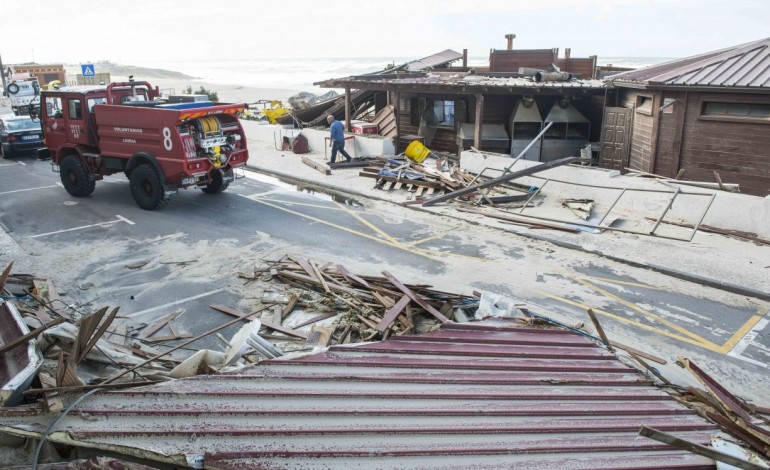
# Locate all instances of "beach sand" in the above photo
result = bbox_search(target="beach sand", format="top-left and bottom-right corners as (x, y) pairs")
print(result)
(62, 64), (304, 104)
(112, 76), (303, 105)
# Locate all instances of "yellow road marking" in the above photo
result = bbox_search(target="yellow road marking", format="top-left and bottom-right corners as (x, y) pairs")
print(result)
(244, 195), (444, 262)
(403, 227), (462, 248)
(333, 202), (402, 245)
(579, 275), (655, 290)
(576, 278), (720, 349)
(719, 314), (764, 354)
(256, 197), (350, 211)
(536, 290), (722, 351)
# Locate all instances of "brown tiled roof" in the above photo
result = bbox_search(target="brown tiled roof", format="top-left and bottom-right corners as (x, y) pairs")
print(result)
(610, 38), (770, 88)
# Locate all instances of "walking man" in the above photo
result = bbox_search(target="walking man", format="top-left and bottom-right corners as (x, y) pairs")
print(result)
(327, 115), (352, 164)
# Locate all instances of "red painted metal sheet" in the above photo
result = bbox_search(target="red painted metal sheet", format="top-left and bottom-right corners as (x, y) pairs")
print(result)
(76, 399), (698, 417)
(206, 452), (716, 470)
(387, 328), (599, 347)
(345, 341), (611, 359)
(0, 318), (722, 469)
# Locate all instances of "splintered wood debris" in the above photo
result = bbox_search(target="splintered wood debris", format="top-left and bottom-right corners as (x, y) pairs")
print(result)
(0, 259), (477, 409)
(236, 255), (478, 347)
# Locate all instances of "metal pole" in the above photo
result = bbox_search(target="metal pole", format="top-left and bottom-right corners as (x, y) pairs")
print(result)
(0, 52), (8, 98)
(597, 188), (627, 226)
(650, 187), (680, 235)
(688, 193), (717, 242)
(518, 179), (549, 213)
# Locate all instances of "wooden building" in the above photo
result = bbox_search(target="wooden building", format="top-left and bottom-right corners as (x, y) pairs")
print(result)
(8, 64), (66, 87)
(316, 39), (607, 162)
(602, 38), (770, 196)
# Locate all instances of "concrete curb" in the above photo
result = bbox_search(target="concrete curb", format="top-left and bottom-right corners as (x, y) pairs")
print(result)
(247, 164), (770, 303)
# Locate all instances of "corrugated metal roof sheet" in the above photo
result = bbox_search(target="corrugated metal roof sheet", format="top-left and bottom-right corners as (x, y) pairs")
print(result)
(404, 49), (464, 72)
(610, 37), (770, 88)
(341, 74), (605, 89)
(0, 319), (721, 469)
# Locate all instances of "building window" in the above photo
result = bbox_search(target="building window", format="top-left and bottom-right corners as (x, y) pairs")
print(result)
(701, 101), (770, 123)
(433, 100), (455, 126)
(635, 95), (653, 115)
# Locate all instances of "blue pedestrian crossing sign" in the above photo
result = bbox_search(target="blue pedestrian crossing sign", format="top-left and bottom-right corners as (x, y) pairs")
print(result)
(81, 64), (95, 77)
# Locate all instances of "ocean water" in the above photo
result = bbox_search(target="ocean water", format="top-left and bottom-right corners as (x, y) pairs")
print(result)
(136, 56), (672, 93)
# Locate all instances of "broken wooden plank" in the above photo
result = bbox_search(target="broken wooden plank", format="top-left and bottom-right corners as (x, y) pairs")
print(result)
(382, 271), (450, 323)
(210, 304), (252, 319)
(145, 333), (194, 342)
(260, 319), (309, 339)
(0, 262), (12, 293)
(587, 308), (614, 353)
(138, 309), (183, 339)
(0, 317), (65, 355)
(38, 373), (63, 412)
(288, 255), (321, 281)
(281, 293), (299, 320)
(292, 312), (338, 330)
(336, 264), (371, 288)
(309, 260), (331, 294)
(304, 325), (334, 348)
(609, 340), (666, 364)
(277, 270), (374, 300)
(423, 157), (587, 206)
(375, 295), (411, 332)
(302, 156), (331, 175)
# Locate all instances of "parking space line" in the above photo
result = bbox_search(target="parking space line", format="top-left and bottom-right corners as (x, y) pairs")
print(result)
(241, 193), (444, 262)
(725, 315), (769, 356)
(536, 289), (714, 350)
(0, 184), (59, 196)
(575, 277), (720, 350)
(27, 215), (135, 239)
(0, 161), (26, 168)
(120, 288), (226, 319)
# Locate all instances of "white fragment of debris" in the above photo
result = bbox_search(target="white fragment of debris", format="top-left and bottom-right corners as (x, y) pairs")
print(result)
(475, 291), (519, 319)
(169, 350), (226, 379)
(711, 436), (770, 469)
(223, 319), (263, 366)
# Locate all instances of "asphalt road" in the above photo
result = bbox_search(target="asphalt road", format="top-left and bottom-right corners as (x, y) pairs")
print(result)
(1, 150), (768, 401)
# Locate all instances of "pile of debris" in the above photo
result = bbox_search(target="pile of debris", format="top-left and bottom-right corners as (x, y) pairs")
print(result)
(0, 257), (478, 410)
(235, 255), (478, 346)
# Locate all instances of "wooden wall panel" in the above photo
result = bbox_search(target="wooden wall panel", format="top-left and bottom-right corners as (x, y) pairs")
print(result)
(678, 92), (770, 195)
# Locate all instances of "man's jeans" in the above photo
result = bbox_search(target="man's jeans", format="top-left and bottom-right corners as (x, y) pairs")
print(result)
(330, 140), (352, 163)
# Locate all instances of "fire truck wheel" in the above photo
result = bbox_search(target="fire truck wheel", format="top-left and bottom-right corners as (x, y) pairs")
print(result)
(201, 169), (229, 194)
(60, 155), (96, 197)
(130, 163), (169, 210)
(7, 83), (20, 94)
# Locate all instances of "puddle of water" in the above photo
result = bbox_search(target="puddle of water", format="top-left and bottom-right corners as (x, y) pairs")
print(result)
(244, 169), (364, 208)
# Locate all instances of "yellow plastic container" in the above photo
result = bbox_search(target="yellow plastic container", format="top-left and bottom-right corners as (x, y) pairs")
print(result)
(405, 140), (431, 163)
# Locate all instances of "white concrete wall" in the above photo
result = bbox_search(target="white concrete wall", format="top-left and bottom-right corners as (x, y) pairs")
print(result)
(239, 120), (395, 158)
(461, 151), (770, 238)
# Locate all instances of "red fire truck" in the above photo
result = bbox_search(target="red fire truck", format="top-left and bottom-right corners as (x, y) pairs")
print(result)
(38, 81), (249, 210)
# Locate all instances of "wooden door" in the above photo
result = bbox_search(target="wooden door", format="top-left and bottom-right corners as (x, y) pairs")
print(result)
(599, 107), (632, 171)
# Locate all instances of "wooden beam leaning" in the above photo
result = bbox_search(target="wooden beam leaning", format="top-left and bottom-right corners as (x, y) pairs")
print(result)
(375, 295), (411, 332)
(382, 271), (450, 323)
(422, 157), (587, 207)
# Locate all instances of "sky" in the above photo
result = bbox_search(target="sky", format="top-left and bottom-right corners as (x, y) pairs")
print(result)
(1, 0), (767, 66)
